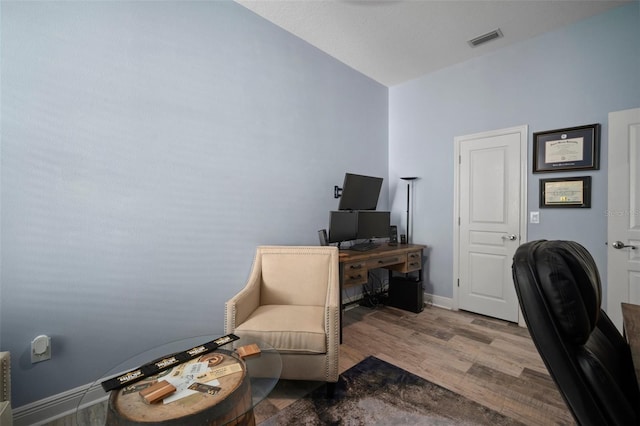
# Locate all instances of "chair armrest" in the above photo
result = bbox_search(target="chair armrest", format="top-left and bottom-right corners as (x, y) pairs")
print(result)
(0, 351), (11, 425)
(0, 352), (10, 404)
(323, 248), (340, 381)
(0, 401), (12, 426)
(225, 267), (262, 333)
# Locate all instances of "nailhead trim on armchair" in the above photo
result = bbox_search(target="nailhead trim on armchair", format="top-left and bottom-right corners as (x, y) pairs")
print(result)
(0, 352), (10, 403)
(0, 351), (12, 426)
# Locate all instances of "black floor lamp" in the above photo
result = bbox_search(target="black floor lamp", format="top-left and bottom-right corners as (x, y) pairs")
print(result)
(400, 177), (418, 244)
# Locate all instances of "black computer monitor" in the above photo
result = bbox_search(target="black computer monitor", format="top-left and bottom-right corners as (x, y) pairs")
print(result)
(328, 211), (358, 243)
(338, 173), (383, 210)
(356, 211), (390, 239)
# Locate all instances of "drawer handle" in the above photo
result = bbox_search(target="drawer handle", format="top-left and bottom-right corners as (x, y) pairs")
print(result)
(349, 274), (363, 279)
(409, 253), (419, 259)
(409, 262), (420, 267)
(349, 264), (362, 270)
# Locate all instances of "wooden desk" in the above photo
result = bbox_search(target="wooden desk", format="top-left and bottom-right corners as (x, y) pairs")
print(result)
(621, 302), (640, 390)
(338, 243), (426, 341)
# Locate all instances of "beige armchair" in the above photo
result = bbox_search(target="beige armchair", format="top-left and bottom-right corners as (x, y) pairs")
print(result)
(225, 246), (340, 390)
(1, 352), (12, 426)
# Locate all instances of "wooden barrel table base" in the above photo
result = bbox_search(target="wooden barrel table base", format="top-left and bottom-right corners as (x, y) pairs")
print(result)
(107, 351), (254, 426)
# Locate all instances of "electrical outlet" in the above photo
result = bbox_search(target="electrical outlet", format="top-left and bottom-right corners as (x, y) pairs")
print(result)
(530, 211), (540, 224)
(31, 335), (51, 363)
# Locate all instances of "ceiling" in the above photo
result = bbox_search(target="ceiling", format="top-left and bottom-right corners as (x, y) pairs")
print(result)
(235, 0), (630, 86)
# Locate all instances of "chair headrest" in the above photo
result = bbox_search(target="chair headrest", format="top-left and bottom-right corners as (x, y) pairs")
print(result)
(524, 240), (602, 345)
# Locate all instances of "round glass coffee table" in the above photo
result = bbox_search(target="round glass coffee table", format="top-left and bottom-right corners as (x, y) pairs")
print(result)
(76, 334), (281, 425)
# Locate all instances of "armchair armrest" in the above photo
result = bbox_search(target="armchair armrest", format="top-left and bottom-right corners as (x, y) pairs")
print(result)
(323, 251), (340, 382)
(0, 352), (10, 403)
(0, 351), (12, 426)
(225, 262), (262, 333)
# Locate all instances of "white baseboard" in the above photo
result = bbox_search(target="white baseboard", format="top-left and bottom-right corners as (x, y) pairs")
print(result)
(425, 293), (453, 310)
(13, 380), (107, 426)
(14, 293), (455, 425)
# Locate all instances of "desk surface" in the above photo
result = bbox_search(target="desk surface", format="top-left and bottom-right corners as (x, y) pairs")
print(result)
(338, 243), (426, 263)
(621, 303), (640, 390)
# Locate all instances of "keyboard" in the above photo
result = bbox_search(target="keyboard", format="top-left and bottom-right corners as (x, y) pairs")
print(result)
(349, 242), (380, 252)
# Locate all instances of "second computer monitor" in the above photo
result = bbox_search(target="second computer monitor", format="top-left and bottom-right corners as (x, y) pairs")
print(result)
(328, 211), (358, 243)
(356, 211), (390, 240)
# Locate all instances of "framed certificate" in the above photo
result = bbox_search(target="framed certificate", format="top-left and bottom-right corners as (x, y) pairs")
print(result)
(533, 124), (600, 173)
(539, 176), (591, 208)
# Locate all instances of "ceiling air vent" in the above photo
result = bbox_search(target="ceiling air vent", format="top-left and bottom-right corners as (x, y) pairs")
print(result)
(468, 28), (503, 47)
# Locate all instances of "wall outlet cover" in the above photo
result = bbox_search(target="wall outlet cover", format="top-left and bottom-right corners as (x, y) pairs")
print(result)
(31, 335), (51, 363)
(530, 211), (540, 224)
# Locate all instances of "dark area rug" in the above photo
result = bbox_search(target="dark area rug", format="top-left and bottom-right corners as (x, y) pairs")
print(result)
(261, 356), (520, 425)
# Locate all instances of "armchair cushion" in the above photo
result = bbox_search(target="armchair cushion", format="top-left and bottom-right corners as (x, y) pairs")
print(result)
(234, 305), (326, 354)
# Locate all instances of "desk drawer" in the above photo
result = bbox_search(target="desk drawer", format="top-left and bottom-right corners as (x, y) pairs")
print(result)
(367, 255), (404, 269)
(406, 250), (422, 272)
(386, 251), (422, 273)
(343, 261), (368, 286)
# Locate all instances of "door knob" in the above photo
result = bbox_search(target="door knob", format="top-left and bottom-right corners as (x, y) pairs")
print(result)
(502, 234), (517, 241)
(612, 241), (636, 250)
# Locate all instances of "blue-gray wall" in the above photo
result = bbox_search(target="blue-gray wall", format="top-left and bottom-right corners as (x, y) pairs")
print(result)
(0, 1), (388, 407)
(389, 2), (640, 300)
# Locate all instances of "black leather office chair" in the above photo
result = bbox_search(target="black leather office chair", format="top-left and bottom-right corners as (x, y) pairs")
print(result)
(512, 240), (639, 425)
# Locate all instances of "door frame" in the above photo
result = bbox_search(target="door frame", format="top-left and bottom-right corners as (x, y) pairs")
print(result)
(452, 125), (528, 325)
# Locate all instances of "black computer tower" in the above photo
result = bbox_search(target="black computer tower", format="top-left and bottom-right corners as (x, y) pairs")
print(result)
(388, 276), (424, 313)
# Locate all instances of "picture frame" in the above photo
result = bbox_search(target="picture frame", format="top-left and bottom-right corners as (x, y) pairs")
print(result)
(533, 124), (600, 173)
(539, 176), (591, 208)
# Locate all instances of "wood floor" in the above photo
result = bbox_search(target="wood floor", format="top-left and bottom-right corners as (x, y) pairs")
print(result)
(254, 304), (574, 425)
(49, 304), (574, 425)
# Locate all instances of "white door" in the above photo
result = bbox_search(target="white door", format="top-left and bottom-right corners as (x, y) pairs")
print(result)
(607, 107), (640, 331)
(454, 126), (527, 322)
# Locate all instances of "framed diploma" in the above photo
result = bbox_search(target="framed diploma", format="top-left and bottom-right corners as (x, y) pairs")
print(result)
(533, 124), (600, 173)
(540, 176), (591, 208)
